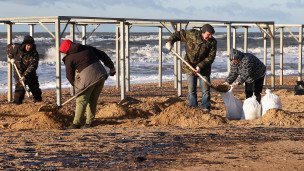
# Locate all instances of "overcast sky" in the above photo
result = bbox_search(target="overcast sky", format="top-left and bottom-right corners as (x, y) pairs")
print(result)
(0, 0), (303, 31)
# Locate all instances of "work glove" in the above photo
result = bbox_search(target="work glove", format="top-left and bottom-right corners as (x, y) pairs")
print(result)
(19, 76), (25, 83)
(165, 41), (173, 51)
(193, 66), (200, 76)
(9, 58), (15, 64)
(232, 81), (240, 88)
(109, 67), (116, 76)
(195, 66), (200, 73)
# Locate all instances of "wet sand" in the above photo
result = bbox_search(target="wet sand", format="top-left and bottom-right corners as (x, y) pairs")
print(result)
(0, 76), (303, 170)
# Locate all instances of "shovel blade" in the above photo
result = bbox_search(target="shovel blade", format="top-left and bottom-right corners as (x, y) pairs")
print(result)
(38, 104), (60, 112)
(214, 84), (230, 93)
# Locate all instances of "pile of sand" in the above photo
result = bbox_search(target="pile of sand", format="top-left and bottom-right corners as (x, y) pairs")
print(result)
(10, 112), (63, 130)
(150, 102), (227, 128)
(96, 103), (128, 119)
(96, 97), (166, 120)
(255, 109), (304, 127)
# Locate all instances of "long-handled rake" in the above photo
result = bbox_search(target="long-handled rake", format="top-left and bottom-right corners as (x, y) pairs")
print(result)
(170, 49), (230, 93)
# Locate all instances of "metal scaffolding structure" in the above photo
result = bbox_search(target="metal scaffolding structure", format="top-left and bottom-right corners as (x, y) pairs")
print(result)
(0, 16), (302, 105)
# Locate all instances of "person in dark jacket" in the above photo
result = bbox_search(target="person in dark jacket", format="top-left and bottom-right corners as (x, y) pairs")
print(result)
(59, 39), (116, 129)
(165, 24), (217, 113)
(225, 49), (266, 103)
(6, 35), (42, 104)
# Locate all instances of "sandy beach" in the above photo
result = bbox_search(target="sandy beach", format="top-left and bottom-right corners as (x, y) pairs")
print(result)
(0, 76), (303, 170)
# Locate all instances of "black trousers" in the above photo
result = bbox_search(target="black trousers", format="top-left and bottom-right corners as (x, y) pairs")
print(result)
(14, 75), (42, 104)
(245, 76), (265, 103)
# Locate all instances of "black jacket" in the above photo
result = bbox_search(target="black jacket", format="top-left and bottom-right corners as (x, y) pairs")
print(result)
(6, 43), (39, 78)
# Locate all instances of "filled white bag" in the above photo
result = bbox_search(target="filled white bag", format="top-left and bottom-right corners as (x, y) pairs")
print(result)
(261, 89), (282, 116)
(221, 87), (244, 120)
(242, 95), (261, 120)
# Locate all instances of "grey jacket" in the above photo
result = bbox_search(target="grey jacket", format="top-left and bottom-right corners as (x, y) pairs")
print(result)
(62, 43), (114, 96)
(74, 62), (107, 96)
(226, 50), (266, 84)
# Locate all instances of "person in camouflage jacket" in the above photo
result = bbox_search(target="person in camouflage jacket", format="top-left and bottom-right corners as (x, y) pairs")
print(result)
(6, 35), (42, 104)
(166, 24), (217, 112)
(225, 49), (266, 102)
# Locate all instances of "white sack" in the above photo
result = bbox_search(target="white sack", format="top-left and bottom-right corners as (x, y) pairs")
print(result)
(221, 87), (244, 120)
(261, 89), (282, 116)
(242, 95), (261, 120)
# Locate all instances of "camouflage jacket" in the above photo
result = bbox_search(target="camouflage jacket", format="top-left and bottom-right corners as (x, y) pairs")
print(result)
(6, 43), (39, 78)
(167, 29), (217, 76)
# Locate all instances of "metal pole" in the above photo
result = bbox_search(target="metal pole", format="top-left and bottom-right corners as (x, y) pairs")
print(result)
(7, 22), (13, 102)
(243, 26), (248, 53)
(29, 24), (35, 37)
(232, 27), (236, 49)
(177, 23), (182, 97)
(115, 25), (120, 88)
(70, 23), (76, 96)
(263, 31), (267, 85)
(120, 21), (126, 100)
(270, 25), (275, 89)
(279, 27), (284, 85)
(298, 26), (303, 81)
(226, 23), (231, 73)
(174, 28), (178, 89)
(158, 27), (163, 87)
(55, 19), (62, 106)
(82, 25), (86, 45)
(125, 24), (130, 92)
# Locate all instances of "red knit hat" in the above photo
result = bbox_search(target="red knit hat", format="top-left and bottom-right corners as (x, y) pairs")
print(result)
(59, 39), (72, 54)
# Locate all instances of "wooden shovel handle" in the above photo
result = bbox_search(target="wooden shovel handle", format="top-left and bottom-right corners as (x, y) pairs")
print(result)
(170, 50), (215, 88)
(13, 63), (30, 97)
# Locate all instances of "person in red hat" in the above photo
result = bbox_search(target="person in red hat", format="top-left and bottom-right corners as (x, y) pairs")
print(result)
(6, 35), (42, 104)
(59, 39), (116, 129)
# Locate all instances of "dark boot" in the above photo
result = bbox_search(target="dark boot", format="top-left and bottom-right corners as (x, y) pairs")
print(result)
(67, 124), (81, 129)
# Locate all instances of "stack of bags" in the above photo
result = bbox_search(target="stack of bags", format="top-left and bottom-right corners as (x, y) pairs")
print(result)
(221, 88), (282, 120)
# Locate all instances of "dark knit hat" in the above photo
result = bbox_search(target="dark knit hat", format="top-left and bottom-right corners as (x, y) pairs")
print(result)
(230, 49), (244, 61)
(22, 35), (35, 45)
(59, 39), (73, 54)
(201, 24), (215, 34)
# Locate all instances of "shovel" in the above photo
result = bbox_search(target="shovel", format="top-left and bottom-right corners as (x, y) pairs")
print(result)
(170, 50), (230, 93)
(38, 79), (104, 112)
(13, 63), (31, 97)
(38, 93), (77, 112)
